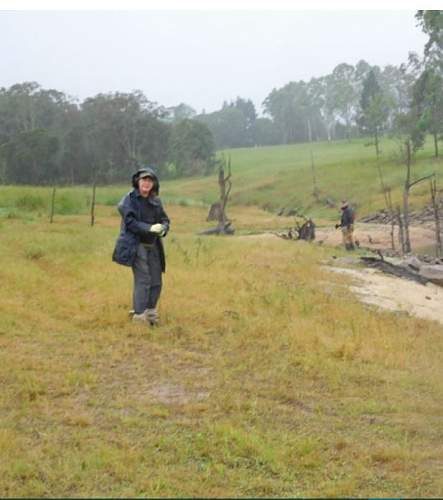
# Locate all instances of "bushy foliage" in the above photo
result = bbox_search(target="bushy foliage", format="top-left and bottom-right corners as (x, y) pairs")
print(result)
(169, 119), (216, 177)
(0, 85), (210, 185)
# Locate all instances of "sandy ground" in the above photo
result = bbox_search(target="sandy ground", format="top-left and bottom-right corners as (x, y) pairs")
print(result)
(315, 222), (436, 251)
(327, 265), (443, 326)
(240, 223), (443, 325)
(239, 223), (437, 252)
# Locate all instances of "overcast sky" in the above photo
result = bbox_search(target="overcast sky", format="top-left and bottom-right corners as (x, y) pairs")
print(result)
(0, 10), (428, 114)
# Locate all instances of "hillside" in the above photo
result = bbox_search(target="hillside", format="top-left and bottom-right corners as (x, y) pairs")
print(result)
(162, 136), (442, 220)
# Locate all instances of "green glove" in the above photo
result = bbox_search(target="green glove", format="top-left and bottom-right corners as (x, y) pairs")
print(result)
(150, 223), (164, 234)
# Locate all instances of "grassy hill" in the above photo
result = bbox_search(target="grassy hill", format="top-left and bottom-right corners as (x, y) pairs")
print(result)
(163, 136), (442, 220)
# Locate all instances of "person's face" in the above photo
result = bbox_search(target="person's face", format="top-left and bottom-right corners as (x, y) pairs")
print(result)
(138, 176), (154, 197)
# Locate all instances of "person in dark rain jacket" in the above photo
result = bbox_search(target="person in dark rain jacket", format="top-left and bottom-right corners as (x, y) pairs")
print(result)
(112, 167), (170, 325)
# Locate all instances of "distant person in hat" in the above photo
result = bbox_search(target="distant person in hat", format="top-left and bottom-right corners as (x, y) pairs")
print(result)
(112, 167), (170, 326)
(336, 200), (355, 250)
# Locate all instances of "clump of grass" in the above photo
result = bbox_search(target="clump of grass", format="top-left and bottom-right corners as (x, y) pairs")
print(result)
(23, 245), (45, 261)
(15, 194), (46, 211)
(0, 208), (18, 219)
(55, 193), (85, 215)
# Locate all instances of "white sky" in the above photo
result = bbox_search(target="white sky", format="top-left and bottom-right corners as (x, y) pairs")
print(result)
(0, 8), (430, 114)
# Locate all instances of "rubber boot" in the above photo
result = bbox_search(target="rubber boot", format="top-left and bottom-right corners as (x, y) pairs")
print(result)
(132, 310), (148, 324)
(146, 308), (159, 326)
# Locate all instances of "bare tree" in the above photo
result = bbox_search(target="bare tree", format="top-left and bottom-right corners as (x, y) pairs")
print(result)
(49, 186), (56, 224)
(396, 205), (405, 255)
(385, 188), (396, 251)
(218, 155), (232, 232)
(401, 140), (414, 253)
(430, 176), (442, 257)
(400, 139), (434, 253)
(90, 178), (97, 227)
(374, 158), (397, 251)
(202, 155), (234, 235)
(310, 150), (320, 201)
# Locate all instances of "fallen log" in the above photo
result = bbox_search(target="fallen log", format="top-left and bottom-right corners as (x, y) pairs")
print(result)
(418, 265), (443, 286)
(360, 256), (429, 285)
(199, 221), (235, 236)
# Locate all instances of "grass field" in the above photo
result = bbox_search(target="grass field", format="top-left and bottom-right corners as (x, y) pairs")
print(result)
(0, 197), (442, 497)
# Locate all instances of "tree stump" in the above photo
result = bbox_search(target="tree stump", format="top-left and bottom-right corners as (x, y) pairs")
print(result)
(202, 155), (235, 235)
(207, 202), (223, 222)
(298, 219), (316, 241)
(277, 218), (316, 241)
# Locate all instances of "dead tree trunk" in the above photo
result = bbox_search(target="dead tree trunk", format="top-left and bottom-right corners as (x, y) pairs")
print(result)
(375, 158), (396, 251)
(396, 206), (405, 256)
(49, 186), (56, 224)
(374, 128), (380, 158)
(90, 179), (97, 227)
(297, 218), (316, 241)
(401, 140), (434, 254)
(360, 256), (429, 285)
(310, 150), (320, 201)
(206, 202), (222, 222)
(203, 155), (234, 235)
(430, 176), (442, 257)
(217, 155), (233, 233)
(386, 188), (395, 251)
(402, 140), (412, 253)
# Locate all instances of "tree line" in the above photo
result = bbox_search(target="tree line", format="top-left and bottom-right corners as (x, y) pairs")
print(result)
(199, 58), (441, 156)
(0, 85), (217, 185)
(0, 10), (441, 186)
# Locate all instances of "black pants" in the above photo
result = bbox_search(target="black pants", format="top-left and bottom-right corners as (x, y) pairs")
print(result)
(131, 243), (162, 314)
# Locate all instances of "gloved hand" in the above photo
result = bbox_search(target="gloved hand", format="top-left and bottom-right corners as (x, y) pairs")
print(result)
(150, 223), (165, 234)
(335, 224), (341, 229)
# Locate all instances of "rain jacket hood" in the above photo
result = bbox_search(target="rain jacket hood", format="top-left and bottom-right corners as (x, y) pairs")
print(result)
(131, 167), (160, 194)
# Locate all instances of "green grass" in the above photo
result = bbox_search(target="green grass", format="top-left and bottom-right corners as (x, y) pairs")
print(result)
(0, 203), (442, 497)
(0, 185), (130, 218)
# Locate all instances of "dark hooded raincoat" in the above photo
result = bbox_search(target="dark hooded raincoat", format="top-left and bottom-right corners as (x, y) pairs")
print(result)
(112, 168), (170, 271)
